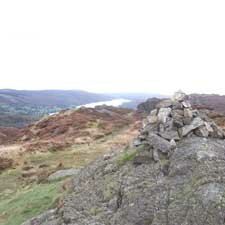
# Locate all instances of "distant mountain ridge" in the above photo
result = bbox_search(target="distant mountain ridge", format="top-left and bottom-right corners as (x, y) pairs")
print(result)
(0, 89), (112, 127)
(111, 92), (167, 109)
(189, 93), (225, 113)
(0, 89), (111, 107)
(137, 93), (225, 115)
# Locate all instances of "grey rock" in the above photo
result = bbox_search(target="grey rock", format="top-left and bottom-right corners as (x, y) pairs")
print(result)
(205, 122), (214, 133)
(183, 108), (193, 118)
(183, 117), (192, 125)
(138, 134), (147, 141)
(152, 148), (160, 162)
(172, 102), (183, 109)
(199, 183), (225, 206)
(173, 118), (184, 128)
(158, 130), (180, 141)
(147, 133), (173, 153)
(182, 117), (205, 136)
(47, 168), (79, 181)
(104, 163), (117, 174)
(142, 118), (148, 128)
(170, 139), (177, 149)
(163, 118), (174, 131)
(132, 138), (142, 147)
(133, 151), (152, 165)
(186, 131), (194, 138)
(172, 109), (184, 116)
(159, 123), (165, 132)
(146, 115), (158, 124)
(196, 150), (217, 161)
(157, 107), (171, 124)
(209, 122), (225, 139)
(137, 98), (161, 114)
(192, 109), (200, 117)
(141, 122), (158, 134)
(171, 111), (184, 128)
(172, 90), (187, 102)
(103, 154), (113, 161)
(182, 100), (192, 108)
(150, 109), (158, 116)
(194, 126), (209, 137)
(21, 209), (59, 225)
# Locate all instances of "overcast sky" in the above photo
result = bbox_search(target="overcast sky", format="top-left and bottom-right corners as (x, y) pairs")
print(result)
(0, 1), (225, 95)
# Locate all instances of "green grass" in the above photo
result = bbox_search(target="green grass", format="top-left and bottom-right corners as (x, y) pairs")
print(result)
(0, 131), (130, 225)
(116, 145), (146, 166)
(0, 169), (23, 197)
(117, 148), (138, 166)
(0, 143), (108, 225)
(27, 145), (102, 169)
(0, 181), (63, 225)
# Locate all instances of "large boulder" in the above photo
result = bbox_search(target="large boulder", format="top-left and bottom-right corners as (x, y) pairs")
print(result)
(47, 168), (80, 182)
(181, 117), (205, 136)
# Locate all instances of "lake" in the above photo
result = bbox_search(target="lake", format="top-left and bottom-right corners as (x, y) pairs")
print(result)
(76, 98), (131, 108)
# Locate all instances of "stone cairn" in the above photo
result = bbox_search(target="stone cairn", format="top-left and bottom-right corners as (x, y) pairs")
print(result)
(135, 91), (225, 162)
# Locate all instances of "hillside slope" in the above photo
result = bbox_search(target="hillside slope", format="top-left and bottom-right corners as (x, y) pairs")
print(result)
(21, 91), (225, 225)
(0, 106), (141, 163)
(0, 106), (140, 225)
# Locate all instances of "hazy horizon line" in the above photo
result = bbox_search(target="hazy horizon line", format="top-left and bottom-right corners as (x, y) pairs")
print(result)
(0, 88), (167, 95)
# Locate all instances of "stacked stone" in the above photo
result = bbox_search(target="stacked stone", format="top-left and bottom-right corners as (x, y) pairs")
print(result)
(136, 91), (225, 162)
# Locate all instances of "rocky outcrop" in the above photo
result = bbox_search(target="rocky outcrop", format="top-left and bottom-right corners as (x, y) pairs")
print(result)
(138, 93), (225, 116)
(20, 91), (225, 225)
(47, 168), (80, 182)
(22, 139), (225, 225)
(137, 97), (162, 114)
(135, 91), (225, 162)
(21, 209), (58, 225)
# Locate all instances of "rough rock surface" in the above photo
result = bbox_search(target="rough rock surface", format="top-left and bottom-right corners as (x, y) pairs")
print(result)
(21, 209), (58, 225)
(47, 168), (80, 181)
(23, 137), (225, 225)
(21, 91), (225, 225)
(138, 91), (225, 162)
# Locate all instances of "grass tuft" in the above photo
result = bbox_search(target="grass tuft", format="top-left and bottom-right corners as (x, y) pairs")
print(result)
(117, 148), (138, 166)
